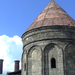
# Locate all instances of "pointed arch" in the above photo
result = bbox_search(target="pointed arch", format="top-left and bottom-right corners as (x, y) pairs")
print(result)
(64, 43), (75, 75)
(27, 45), (42, 75)
(44, 43), (63, 75)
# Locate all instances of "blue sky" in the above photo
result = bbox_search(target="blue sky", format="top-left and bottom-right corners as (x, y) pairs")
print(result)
(0, 0), (75, 37)
(0, 0), (75, 75)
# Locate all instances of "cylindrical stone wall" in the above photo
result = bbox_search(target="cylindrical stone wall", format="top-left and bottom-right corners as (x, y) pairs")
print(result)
(22, 26), (75, 75)
(14, 60), (20, 71)
(0, 59), (3, 74)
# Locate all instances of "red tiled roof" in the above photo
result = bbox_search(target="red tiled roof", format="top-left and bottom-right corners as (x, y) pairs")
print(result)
(26, 0), (75, 32)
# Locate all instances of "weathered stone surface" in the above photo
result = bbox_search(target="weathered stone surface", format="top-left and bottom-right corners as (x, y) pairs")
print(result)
(21, 0), (75, 75)
(64, 44), (75, 75)
(22, 25), (75, 75)
(22, 26), (75, 47)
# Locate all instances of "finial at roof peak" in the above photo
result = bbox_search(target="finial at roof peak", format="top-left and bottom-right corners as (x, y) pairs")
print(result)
(51, 0), (54, 1)
(51, 0), (55, 2)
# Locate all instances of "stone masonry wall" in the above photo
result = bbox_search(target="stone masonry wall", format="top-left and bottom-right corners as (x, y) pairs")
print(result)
(22, 40), (67, 75)
(64, 43), (75, 75)
(22, 26), (75, 75)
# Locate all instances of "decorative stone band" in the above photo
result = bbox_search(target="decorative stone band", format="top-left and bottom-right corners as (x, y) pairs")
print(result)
(22, 26), (75, 47)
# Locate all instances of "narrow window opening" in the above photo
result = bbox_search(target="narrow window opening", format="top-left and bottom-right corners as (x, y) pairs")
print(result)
(51, 58), (56, 68)
(24, 63), (26, 71)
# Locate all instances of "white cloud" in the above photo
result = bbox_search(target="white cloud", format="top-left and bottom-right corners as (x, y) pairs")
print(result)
(0, 35), (23, 75)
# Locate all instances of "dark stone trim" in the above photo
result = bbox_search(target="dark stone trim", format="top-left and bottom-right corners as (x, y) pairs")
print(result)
(21, 26), (75, 38)
(23, 38), (75, 49)
(7, 70), (21, 74)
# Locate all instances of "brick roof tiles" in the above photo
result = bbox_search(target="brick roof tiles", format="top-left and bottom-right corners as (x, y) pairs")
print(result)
(26, 0), (75, 32)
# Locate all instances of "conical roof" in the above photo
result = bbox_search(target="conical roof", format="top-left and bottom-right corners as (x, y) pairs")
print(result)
(26, 0), (75, 32)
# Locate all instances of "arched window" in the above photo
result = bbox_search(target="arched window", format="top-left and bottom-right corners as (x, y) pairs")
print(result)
(51, 58), (56, 68)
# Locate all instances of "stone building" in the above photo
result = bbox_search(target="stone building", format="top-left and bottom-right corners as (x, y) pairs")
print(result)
(21, 0), (75, 75)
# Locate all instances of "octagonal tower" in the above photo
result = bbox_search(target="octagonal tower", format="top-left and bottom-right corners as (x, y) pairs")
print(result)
(21, 0), (75, 75)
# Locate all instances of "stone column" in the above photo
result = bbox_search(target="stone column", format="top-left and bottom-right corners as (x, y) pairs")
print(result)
(0, 59), (3, 74)
(14, 60), (20, 71)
